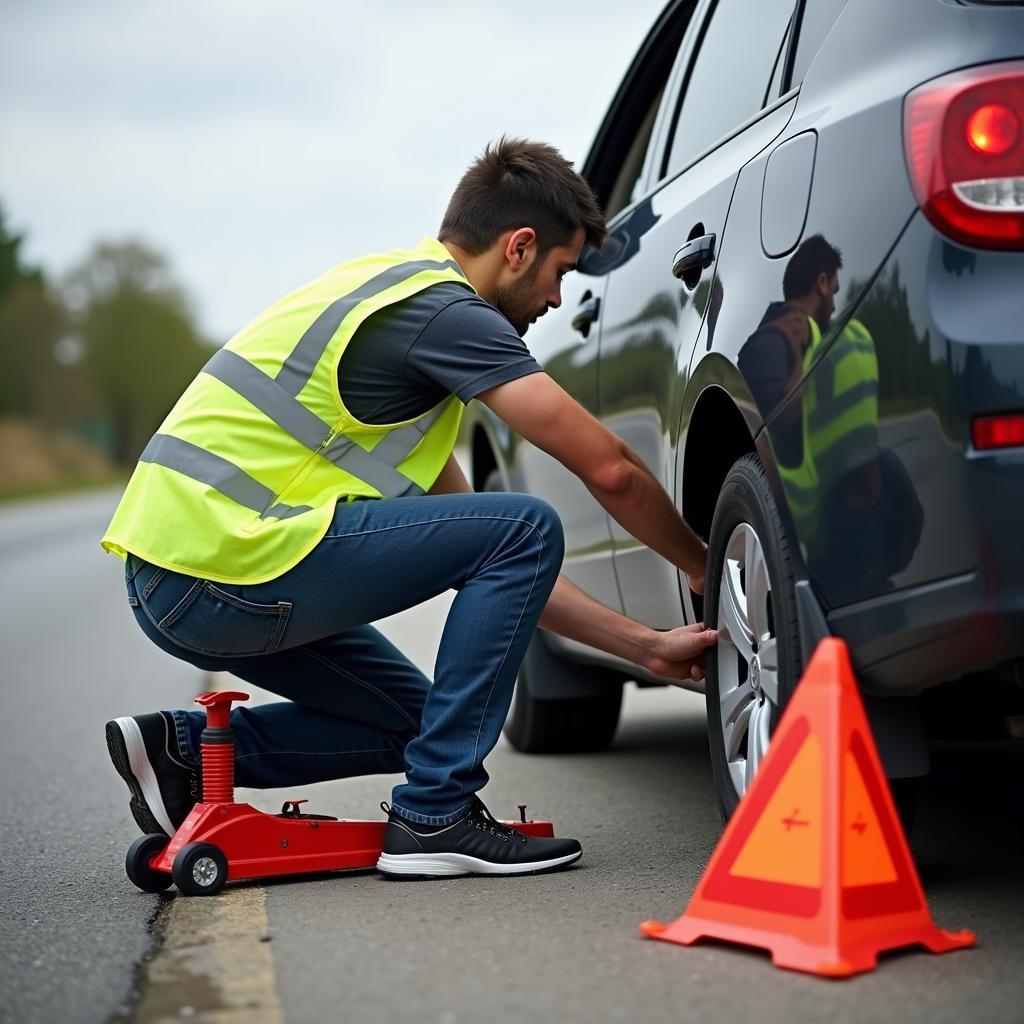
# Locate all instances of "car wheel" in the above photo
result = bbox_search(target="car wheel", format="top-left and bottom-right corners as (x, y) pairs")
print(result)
(482, 468), (625, 753)
(503, 629), (625, 753)
(705, 453), (801, 819)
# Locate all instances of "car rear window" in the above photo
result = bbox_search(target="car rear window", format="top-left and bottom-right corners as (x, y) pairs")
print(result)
(664, 0), (796, 177)
(788, 0), (849, 89)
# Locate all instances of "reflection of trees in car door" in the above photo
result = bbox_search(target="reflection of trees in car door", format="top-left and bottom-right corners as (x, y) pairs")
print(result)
(516, 263), (621, 611)
(600, 0), (798, 629)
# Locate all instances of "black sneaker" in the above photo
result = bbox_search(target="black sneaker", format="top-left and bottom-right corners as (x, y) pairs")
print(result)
(376, 797), (582, 878)
(105, 712), (201, 837)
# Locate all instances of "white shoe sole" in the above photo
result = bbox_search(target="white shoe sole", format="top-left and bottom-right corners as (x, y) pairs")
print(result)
(376, 849), (582, 877)
(113, 716), (175, 836)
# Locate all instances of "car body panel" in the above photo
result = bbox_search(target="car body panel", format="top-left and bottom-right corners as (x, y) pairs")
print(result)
(601, 97), (798, 629)
(825, 212), (1024, 694)
(508, 267), (624, 613)
(463, 0), (1024, 702)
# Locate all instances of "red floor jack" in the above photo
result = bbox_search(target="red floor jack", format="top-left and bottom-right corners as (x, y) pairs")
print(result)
(124, 691), (556, 896)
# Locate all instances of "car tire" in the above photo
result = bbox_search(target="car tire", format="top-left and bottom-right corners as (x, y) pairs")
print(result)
(482, 468), (624, 753)
(503, 630), (625, 753)
(705, 453), (802, 820)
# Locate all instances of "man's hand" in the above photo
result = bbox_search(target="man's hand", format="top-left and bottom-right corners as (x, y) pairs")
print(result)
(539, 575), (717, 681)
(640, 623), (719, 682)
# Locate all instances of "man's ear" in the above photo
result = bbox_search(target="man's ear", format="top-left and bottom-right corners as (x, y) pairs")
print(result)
(504, 227), (537, 271)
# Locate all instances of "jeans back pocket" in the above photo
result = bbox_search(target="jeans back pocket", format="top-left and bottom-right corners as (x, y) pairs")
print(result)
(157, 581), (292, 657)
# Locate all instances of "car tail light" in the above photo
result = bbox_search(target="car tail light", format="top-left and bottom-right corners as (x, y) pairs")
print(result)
(972, 412), (1024, 451)
(904, 60), (1024, 249)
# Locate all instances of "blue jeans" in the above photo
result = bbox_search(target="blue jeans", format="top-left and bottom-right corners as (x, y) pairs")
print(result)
(123, 491), (564, 824)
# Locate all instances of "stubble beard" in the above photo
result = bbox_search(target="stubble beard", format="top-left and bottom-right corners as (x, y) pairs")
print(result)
(492, 260), (543, 338)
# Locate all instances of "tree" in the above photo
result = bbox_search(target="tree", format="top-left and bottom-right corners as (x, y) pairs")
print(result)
(0, 204), (43, 300)
(66, 240), (212, 465)
(0, 204), (65, 420)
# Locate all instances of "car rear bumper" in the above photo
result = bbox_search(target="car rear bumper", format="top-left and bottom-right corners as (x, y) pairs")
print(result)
(828, 349), (1024, 695)
(829, 560), (1024, 697)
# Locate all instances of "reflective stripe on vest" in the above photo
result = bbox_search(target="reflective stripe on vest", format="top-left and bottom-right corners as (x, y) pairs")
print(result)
(139, 433), (314, 520)
(777, 317), (879, 542)
(805, 318), (879, 463)
(275, 258), (465, 397)
(777, 317), (823, 520)
(101, 237), (472, 584)
(196, 345), (450, 501)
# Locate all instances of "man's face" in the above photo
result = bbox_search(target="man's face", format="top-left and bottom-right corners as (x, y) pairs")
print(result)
(493, 228), (585, 337)
(813, 271), (840, 330)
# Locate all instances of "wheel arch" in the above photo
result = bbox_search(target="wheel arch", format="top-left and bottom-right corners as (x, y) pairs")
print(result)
(679, 355), (811, 593)
(680, 375), (757, 543)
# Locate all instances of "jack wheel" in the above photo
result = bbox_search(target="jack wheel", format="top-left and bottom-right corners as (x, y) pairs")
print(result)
(172, 842), (228, 896)
(126, 834), (173, 893)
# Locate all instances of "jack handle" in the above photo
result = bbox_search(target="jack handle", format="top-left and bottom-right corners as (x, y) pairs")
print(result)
(195, 690), (249, 728)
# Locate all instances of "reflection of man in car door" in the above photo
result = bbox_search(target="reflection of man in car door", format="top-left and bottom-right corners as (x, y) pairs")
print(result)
(739, 234), (923, 603)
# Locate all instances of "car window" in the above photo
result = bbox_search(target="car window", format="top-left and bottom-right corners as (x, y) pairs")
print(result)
(664, 0), (796, 177)
(585, 1), (697, 222)
(763, 13), (794, 105)
(605, 85), (666, 219)
(789, 0), (848, 88)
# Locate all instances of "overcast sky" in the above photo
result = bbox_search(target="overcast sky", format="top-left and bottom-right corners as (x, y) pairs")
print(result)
(2, 1), (665, 341)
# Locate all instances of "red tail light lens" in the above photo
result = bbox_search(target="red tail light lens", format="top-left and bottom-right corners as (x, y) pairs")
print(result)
(966, 103), (1020, 155)
(904, 60), (1024, 249)
(972, 413), (1024, 451)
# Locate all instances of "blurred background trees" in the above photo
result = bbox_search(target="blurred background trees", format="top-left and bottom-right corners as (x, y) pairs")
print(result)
(0, 203), (214, 497)
(65, 240), (212, 465)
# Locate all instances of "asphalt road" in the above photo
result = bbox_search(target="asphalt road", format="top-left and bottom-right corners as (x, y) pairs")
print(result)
(1, 488), (1022, 1024)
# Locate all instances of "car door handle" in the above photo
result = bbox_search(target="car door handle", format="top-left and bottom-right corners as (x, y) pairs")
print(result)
(672, 233), (716, 280)
(571, 295), (601, 337)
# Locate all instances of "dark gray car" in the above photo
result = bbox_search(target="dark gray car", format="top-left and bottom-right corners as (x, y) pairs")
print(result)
(464, 0), (1024, 817)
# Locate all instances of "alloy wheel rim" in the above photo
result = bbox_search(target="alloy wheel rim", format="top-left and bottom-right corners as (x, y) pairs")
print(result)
(715, 522), (779, 797)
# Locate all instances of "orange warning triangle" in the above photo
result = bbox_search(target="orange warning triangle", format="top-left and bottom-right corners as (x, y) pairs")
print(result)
(842, 748), (897, 888)
(640, 638), (975, 977)
(731, 733), (823, 888)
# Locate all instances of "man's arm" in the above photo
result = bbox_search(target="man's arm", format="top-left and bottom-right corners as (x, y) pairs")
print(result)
(427, 451), (474, 495)
(424, 450), (715, 680)
(475, 372), (708, 591)
(538, 574), (716, 682)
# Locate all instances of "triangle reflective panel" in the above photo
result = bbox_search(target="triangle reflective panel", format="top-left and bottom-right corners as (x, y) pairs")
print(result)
(640, 639), (975, 977)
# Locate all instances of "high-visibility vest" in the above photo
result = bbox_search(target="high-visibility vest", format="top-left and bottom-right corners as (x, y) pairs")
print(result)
(101, 237), (472, 585)
(777, 317), (879, 550)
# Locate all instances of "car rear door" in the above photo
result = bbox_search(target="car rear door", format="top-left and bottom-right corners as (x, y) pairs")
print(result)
(599, 0), (800, 628)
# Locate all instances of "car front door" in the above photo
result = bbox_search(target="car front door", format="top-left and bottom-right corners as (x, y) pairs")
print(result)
(509, 1), (698, 616)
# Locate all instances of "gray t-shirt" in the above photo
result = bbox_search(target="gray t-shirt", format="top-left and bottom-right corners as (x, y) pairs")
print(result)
(338, 282), (543, 425)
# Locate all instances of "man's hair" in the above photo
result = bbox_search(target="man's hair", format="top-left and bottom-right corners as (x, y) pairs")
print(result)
(782, 234), (843, 300)
(439, 137), (607, 257)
